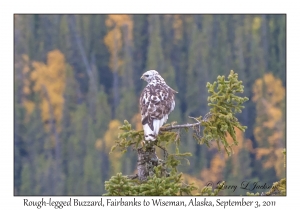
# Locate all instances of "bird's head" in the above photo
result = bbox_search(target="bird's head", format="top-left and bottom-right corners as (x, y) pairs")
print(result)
(140, 70), (161, 83)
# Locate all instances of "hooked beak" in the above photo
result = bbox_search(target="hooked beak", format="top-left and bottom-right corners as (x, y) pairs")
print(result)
(140, 75), (144, 80)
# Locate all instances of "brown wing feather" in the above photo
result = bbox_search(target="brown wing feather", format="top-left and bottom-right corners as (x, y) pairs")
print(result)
(140, 83), (176, 131)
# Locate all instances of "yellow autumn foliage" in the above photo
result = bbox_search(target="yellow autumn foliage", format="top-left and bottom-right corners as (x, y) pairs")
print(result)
(252, 73), (285, 105)
(105, 15), (133, 40)
(17, 54), (35, 121)
(209, 127), (252, 156)
(173, 15), (183, 42)
(103, 120), (122, 153)
(95, 138), (103, 151)
(104, 28), (122, 58)
(96, 120), (123, 176)
(31, 50), (66, 131)
(202, 127), (253, 181)
(23, 100), (35, 119)
(21, 54), (30, 74)
(131, 113), (143, 131)
(252, 16), (261, 31)
(200, 154), (225, 184)
(104, 15), (133, 71)
(15, 54), (35, 123)
(252, 73), (285, 178)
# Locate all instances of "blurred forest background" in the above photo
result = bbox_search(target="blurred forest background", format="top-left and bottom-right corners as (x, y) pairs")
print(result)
(14, 14), (286, 195)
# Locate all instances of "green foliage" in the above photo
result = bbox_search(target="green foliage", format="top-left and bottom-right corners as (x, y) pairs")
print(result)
(114, 120), (192, 173)
(111, 120), (144, 154)
(114, 70), (251, 184)
(265, 178), (286, 196)
(199, 70), (249, 155)
(246, 178), (286, 196)
(107, 70), (249, 195)
(104, 173), (136, 196)
(246, 192), (260, 196)
(104, 170), (197, 196)
(105, 173), (226, 196)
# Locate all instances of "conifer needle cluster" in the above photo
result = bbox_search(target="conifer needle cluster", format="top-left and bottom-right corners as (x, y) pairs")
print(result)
(200, 70), (249, 155)
(106, 70), (250, 195)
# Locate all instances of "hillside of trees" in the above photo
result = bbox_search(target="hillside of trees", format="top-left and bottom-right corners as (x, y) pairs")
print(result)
(14, 14), (286, 195)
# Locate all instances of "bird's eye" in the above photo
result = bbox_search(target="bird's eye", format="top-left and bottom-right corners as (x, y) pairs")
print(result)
(145, 75), (149, 77)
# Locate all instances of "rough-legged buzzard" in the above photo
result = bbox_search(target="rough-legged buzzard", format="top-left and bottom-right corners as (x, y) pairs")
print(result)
(140, 70), (177, 141)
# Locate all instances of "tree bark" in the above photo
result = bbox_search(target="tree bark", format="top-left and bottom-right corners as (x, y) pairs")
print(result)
(137, 146), (159, 181)
(134, 115), (207, 181)
(112, 29), (120, 119)
(67, 15), (97, 93)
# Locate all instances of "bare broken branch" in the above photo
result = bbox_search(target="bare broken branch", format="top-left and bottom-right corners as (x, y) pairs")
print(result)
(160, 122), (202, 131)
(127, 174), (138, 179)
(160, 112), (212, 132)
(188, 116), (201, 123)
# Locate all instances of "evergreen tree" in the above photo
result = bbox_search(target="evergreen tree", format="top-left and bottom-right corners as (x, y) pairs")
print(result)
(105, 70), (249, 195)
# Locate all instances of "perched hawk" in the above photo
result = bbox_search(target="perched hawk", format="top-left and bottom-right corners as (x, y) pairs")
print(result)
(140, 70), (177, 141)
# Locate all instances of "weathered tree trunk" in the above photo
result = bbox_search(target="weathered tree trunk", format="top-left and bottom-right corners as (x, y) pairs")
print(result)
(67, 15), (97, 89)
(137, 146), (159, 181)
(112, 29), (120, 119)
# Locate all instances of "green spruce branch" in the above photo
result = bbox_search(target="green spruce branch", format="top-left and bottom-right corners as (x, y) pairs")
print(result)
(105, 70), (249, 195)
(113, 70), (248, 156)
